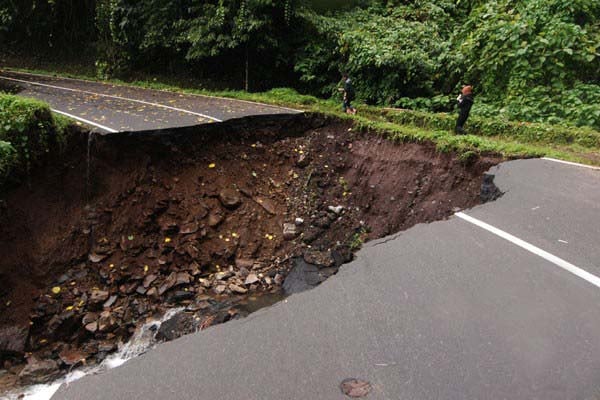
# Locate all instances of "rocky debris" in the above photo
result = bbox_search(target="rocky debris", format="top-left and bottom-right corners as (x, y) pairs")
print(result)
(0, 325), (29, 357)
(283, 223), (299, 240)
(328, 205), (344, 215)
(254, 196), (277, 215)
(244, 274), (260, 286)
(296, 153), (311, 168)
(90, 290), (110, 305)
(143, 274), (158, 288)
(283, 258), (331, 295)
(303, 250), (335, 268)
(207, 210), (224, 227)
(88, 252), (107, 263)
(294, 217), (304, 226)
(214, 285), (227, 295)
(58, 348), (88, 366)
(18, 358), (60, 385)
(215, 271), (233, 281)
(219, 188), (242, 209)
(229, 284), (248, 294)
(103, 295), (118, 308)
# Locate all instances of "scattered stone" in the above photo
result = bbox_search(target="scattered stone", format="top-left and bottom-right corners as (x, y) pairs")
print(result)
(244, 273), (260, 286)
(103, 295), (118, 309)
(296, 153), (310, 168)
(283, 223), (299, 240)
(85, 322), (98, 333)
(215, 271), (233, 281)
(207, 210), (223, 227)
(283, 258), (328, 295)
(180, 221), (199, 235)
(0, 325), (29, 356)
(274, 273), (285, 286)
(304, 250), (335, 268)
(97, 311), (116, 333)
(146, 287), (158, 298)
(295, 217), (304, 226)
(219, 188), (242, 209)
(229, 284), (248, 294)
(340, 378), (372, 398)
(143, 274), (158, 288)
(58, 348), (87, 366)
(167, 290), (194, 303)
(156, 312), (200, 342)
(176, 272), (192, 286)
(254, 197), (277, 215)
(19, 359), (60, 385)
(136, 286), (148, 295)
(214, 285), (227, 295)
(198, 278), (212, 288)
(158, 272), (178, 295)
(328, 205), (344, 215)
(90, 290), (110, 304)
(88, 253), (107, 263)
(235, 258), (255, 269)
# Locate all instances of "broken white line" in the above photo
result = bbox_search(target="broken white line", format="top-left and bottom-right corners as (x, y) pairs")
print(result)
(51, 109), (118, 133)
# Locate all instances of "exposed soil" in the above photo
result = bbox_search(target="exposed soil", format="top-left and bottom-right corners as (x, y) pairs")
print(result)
(0, 114), (502, 394)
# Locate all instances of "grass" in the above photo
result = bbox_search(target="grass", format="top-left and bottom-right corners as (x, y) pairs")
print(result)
(0, 93), (71, 188)
(3, 65), (600, 166)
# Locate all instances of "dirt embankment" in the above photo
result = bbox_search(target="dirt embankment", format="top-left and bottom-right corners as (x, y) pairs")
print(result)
(0, 114), (502, 391)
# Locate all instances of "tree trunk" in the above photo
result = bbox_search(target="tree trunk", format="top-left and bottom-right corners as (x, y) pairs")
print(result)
(245, 43), (249, 92)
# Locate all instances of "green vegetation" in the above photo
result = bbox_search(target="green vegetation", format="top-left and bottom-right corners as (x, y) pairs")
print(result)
(0, 93), (70, 189)
(2, 0), (599, 129)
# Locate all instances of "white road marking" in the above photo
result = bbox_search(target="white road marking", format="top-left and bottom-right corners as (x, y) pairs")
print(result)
(542, 157), (600, 170)
(51, 109), (118, 133)
(456, 212), (600, 289)
(1, 69), (303, 113)
(0, 75), (223, 122)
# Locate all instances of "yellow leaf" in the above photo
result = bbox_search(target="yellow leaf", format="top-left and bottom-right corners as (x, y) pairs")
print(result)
(65, 306), (74, 311)
(144, 265), (149, 273)
(208, 163), (216, 169)
(51, 286), (61, 295)
(164, 237), (172, 243)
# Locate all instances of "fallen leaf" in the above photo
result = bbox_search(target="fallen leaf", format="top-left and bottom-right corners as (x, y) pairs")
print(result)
(51, 286), (61, 295)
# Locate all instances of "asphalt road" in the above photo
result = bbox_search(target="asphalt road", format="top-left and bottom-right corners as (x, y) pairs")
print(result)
(0, 70), (301, 133)
(50, 158), (600, 399)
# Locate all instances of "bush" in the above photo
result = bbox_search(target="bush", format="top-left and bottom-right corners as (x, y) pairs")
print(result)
(379, 108), (600, 148)
(0, 94), (67, 189)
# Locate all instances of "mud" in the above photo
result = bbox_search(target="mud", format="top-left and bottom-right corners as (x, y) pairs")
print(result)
(0, 113), (502, 394)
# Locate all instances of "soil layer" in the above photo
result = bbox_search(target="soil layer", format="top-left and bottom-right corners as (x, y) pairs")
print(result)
(0, 114), (502, 393)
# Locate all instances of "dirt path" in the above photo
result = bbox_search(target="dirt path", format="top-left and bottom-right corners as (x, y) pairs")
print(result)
(0, 114), (501, 394)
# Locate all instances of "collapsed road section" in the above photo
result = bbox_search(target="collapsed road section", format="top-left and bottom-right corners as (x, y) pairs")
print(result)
(0, 113), (501, 396)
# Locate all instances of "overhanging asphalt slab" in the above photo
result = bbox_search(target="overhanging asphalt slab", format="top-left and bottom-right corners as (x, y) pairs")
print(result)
(0, 70), (302, 133)
(53, 160), (600, 400)
(463, 158), (600, 276)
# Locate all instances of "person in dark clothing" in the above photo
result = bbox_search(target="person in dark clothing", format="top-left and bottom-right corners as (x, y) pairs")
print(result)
(455, 85), (474, 134)
(339, 73), (357, 115)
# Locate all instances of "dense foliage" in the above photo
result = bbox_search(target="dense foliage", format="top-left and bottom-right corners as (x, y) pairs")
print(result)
(0, 94), (68, 189)
(1, 0), (599, 129)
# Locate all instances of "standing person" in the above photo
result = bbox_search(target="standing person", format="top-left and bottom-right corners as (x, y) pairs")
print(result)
(455, 84), (474, 134)
(339, 73), (357, 115)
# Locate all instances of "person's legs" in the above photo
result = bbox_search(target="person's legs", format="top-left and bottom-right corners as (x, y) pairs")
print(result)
(455, 114), (467, 134)
(342, 100), (349, 113)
